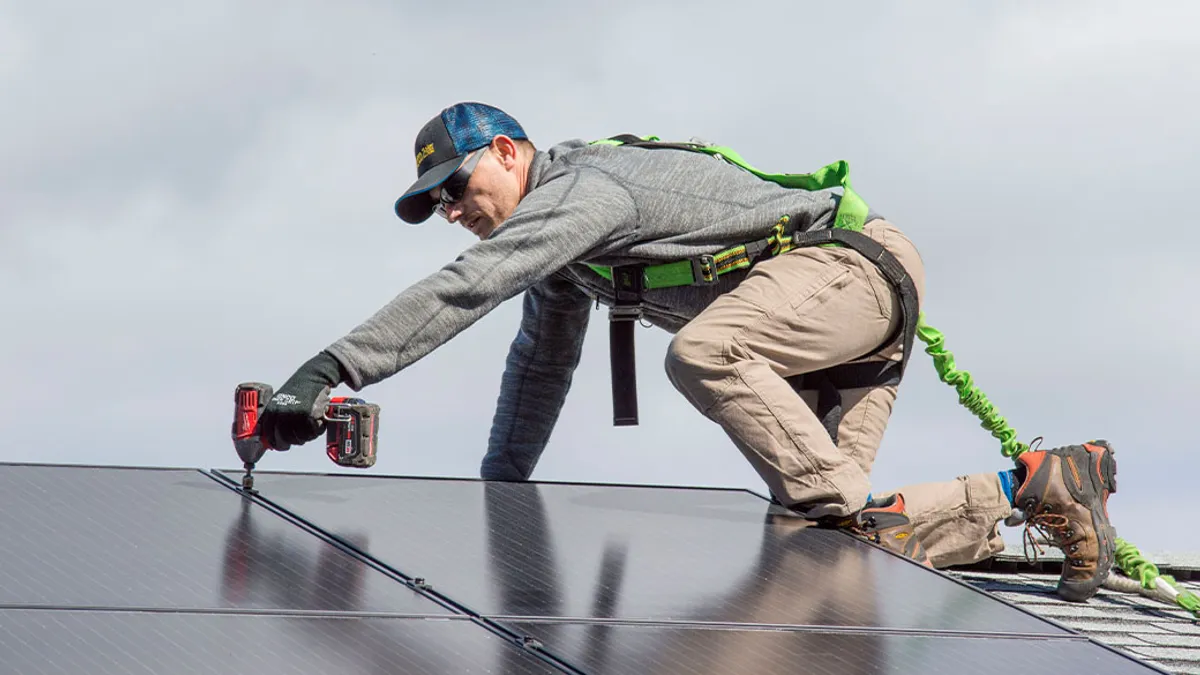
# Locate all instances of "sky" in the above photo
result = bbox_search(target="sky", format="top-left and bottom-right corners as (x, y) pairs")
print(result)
(2, 1), (1197, 558)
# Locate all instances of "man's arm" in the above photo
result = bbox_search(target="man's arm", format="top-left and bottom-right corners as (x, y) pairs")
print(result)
(481, 272), (592, 481)
(325, 166), (636, 390)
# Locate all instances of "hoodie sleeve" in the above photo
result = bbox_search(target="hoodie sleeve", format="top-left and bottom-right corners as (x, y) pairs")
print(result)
(480, 270), (593, 481)
(326, 164), (636, 390)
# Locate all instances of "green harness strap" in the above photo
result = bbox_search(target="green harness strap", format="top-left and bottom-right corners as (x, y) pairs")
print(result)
(591, 135), (870, 229)
(584, 135), (869, 287)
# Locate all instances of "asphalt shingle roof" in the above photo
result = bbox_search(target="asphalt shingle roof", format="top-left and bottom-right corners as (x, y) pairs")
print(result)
(950, 547), (1200, 675)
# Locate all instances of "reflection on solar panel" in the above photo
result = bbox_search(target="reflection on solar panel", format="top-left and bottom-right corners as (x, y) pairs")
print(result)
(5, 462), (1168, 674)
(226, 473), (1069, 635)
(0, 464), (448, 616)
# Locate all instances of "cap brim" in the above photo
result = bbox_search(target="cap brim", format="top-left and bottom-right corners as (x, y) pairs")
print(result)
(394, 154), (469, 224)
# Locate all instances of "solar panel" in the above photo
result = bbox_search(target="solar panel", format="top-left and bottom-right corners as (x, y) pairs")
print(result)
(222, 472), (1071, 636)
(508, 622), (1168, 675)
(0, 609), (565, 674)
(9, 461), (1168, 674)
(0, 464), (451, 616)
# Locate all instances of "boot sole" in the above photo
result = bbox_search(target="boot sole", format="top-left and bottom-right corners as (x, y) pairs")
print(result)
(1090, 439), (1118, 495)
(1094, 440), (1120, 554)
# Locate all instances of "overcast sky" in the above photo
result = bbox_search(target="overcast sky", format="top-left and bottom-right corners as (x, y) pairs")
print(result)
(2, 1), (1197, 557)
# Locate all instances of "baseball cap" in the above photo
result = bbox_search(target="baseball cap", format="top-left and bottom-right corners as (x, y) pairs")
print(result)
(394, 102), (528, 224)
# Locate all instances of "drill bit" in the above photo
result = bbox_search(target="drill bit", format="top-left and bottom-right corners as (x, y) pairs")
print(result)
(242, 461), (257, 492)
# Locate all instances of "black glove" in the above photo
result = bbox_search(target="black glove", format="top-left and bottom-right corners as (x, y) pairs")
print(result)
(260, 351), (346, 450)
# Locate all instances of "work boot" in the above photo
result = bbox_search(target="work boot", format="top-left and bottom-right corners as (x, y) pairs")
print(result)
(1011, 440), (1118, 602)
(837, 494), (933, 568)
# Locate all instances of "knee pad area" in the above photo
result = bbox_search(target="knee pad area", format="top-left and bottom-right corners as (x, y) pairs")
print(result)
(664, 325), (742, 380)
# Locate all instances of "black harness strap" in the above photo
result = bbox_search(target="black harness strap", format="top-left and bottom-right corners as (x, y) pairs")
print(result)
(782, 227), (921, 443)
(605, 134), (701, 152)
(609, 265), (645, 426)
(786, 361), (903, 444)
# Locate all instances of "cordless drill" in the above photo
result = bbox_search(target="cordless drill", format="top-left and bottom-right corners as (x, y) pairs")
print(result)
(231, 383), (381, 491)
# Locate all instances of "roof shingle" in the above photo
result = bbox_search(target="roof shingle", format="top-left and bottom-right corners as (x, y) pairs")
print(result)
(949, 554), (1200, 675)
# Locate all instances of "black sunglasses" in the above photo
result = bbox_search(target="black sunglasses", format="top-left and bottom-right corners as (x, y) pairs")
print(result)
(434, 150), (484, 218)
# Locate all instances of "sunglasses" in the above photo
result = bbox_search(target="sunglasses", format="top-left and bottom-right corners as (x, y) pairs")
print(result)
(434, 150), (484, 218)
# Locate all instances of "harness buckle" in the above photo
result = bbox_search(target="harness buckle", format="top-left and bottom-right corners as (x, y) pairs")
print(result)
(690, 254), (718, 286)
(611, 264), (645, 321)
(610, 305), (643, 321)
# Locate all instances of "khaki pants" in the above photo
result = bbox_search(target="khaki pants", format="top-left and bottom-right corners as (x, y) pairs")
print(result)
(664, 219), (1012, 568)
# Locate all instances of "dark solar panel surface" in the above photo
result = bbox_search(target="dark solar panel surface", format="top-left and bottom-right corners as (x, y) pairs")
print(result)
(0, 610), (563, 675)
(0, 464), (449, 616)
(225, 472), (1071, 636)
(8, 462), (1170, 675)
(510, 622), (1168, 675)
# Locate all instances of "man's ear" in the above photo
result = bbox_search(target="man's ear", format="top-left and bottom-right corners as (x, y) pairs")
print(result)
(492, 135), (519, 170)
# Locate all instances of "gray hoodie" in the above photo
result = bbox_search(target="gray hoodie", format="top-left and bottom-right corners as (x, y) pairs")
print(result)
(325, 138), (879, 479)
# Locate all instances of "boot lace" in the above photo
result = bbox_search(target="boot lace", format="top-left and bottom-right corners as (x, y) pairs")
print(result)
(1022, 509), (1079, 566)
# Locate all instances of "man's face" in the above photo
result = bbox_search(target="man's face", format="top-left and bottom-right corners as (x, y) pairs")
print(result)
(433, 137), (523, 240)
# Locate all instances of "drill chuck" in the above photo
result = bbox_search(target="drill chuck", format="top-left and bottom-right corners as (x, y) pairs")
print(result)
(232, 383), (274, 466)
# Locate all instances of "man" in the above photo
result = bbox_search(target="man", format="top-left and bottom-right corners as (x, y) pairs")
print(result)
(258, 102), (1118, 601)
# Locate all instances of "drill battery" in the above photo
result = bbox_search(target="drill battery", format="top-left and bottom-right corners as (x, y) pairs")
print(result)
(324, 397), (380, 468)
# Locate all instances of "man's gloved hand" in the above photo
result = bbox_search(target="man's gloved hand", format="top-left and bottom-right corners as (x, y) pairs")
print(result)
(260, 351), (346, 450)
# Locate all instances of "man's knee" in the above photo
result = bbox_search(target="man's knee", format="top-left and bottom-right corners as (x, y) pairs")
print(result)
(664, 322), (726, 390)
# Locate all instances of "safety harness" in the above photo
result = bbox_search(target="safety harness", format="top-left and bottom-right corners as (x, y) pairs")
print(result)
(584, 135), (920, 442)
(577, 136), (1199, 618)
